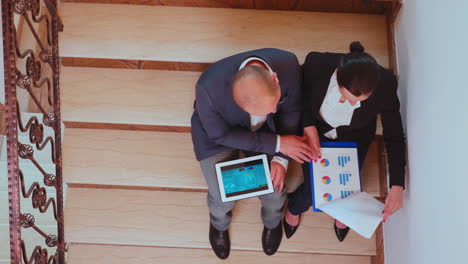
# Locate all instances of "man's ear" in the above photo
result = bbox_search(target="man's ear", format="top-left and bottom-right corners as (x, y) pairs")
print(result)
(272, 72), (279, 84)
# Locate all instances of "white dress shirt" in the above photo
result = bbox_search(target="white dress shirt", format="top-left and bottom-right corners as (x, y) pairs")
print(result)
(320, 71), (361, 139)
(239, 57), (289, 170)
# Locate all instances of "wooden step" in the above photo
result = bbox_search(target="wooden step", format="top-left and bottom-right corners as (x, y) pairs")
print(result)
(63, 129), (205, 190)
(63, 128), (382, 196)
(59, 3), (389, 66)
(67, 243), (372, 264)
(64, 188), (376, 256)
(61, 67), (198, 127)
(61, 66), (384, 135)
(60, 0), (389, 15)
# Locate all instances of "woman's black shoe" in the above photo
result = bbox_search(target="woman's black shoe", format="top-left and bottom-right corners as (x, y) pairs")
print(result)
(334, 220), (350, 242)
(283, 214), (300, 239)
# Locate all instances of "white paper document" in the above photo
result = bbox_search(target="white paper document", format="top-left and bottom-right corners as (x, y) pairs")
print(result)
(320, 192), (385, 239)
(312, 147), (361, 211)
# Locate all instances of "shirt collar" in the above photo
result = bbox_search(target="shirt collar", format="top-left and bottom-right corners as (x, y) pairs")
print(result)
(239, 57), (274, 74)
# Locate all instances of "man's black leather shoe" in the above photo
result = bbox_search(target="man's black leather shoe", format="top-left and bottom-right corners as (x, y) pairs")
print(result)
(209, 223), (230, 259)
(262, 222), (283, 256)
(283, 215), (300, 239)
(334, 220), (350, 242)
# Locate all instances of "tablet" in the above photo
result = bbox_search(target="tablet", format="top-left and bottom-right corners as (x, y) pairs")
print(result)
(215, 154), (274, 202)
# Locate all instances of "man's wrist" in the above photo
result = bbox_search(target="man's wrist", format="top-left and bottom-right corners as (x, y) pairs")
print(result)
(272, 156), (288, 171)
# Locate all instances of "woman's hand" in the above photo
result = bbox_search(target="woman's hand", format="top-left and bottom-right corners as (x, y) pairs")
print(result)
(270, 161), (286, 193)
(280, 135), (314, 163)
(382, 185), (404, 223)
(303, 126), (321, 161)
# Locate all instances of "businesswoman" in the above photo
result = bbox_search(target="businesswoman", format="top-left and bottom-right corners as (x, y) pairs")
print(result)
(283, 42), (406, 242)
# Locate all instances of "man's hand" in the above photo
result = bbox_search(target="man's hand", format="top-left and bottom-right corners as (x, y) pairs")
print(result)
(382, 185), (404, 223)
(303, 126), (321, 161)
(279, 135), (314, 163)
(271, 161), (286, 193)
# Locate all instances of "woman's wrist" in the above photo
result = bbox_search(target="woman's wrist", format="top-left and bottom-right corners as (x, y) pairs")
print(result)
(303, 126), (317, 136)
(391, 185), (404, 192)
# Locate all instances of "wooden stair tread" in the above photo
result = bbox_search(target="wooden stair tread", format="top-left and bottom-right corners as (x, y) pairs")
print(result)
(61, 66), (384, 135)
(61, 67), (198, 127)
(64, 188), (376, 255)
(63, 129), (206, 190)
(67, 243), (372, 264)
(59, 3), (389, 66)
(63, 128), (382, 196)
(60, 0), (389, 15)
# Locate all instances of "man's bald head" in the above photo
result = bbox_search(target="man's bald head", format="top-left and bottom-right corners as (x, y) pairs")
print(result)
(232, 65), (281, 116)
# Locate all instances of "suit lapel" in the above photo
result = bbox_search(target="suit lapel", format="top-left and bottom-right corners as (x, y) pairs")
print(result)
(267, 114), (277, 133)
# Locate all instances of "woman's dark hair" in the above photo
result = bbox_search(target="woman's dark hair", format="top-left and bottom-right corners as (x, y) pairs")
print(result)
(337, 41), (381, 96)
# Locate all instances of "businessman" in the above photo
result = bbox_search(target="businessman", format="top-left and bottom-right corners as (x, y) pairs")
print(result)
(191, 48), (313, 259)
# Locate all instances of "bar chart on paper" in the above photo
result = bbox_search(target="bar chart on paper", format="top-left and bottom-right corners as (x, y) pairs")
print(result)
(341, 190), (354, 199)
(339, 173), (352, 185)
(338, 155), (351, 167)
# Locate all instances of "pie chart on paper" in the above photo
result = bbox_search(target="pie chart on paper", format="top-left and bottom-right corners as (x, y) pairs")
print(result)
(321, 176), (331, 184)
(320, 159), (330, 167)
(323, 193), (333, 202)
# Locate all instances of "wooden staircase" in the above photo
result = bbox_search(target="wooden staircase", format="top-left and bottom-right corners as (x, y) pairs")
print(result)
(58, 1), (391, 263)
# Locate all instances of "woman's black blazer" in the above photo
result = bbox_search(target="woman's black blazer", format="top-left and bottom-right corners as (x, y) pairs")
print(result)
(302, 52), (406, 188)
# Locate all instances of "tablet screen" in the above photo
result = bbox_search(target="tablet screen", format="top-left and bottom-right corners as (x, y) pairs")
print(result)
(220, 159), (269, 197)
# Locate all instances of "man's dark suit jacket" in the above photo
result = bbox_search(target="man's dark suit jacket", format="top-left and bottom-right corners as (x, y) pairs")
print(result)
(191, 48), (302, 162)
(302, 52), (406, 188)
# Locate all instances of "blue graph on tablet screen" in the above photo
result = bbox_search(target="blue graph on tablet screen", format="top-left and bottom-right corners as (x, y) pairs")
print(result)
(222, 164), (268, 194)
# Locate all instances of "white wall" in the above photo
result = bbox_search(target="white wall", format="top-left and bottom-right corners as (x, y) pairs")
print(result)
(384, 1), (468, 263)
